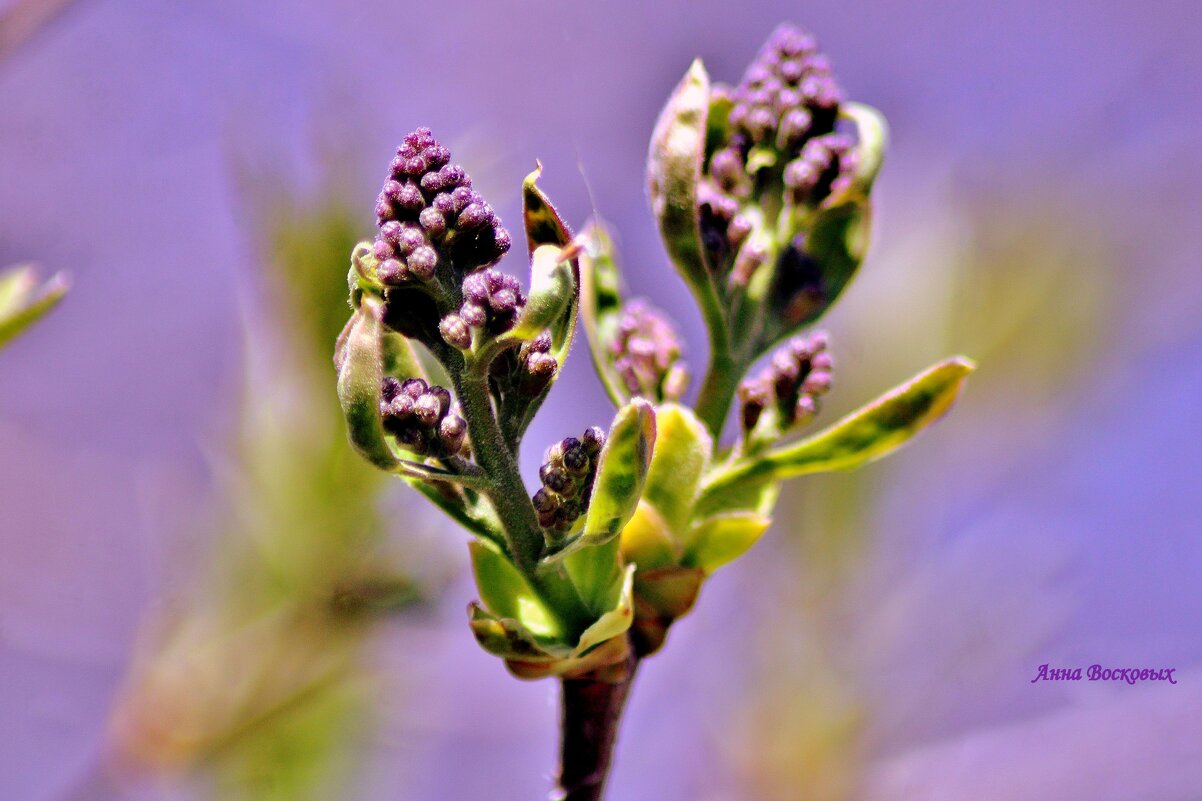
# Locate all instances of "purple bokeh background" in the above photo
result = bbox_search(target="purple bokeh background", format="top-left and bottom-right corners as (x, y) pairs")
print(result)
(2, 1), (1201, 799)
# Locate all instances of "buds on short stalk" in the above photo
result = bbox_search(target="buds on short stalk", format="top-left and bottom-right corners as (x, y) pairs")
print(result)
(374, 128), (510, 283)
(534, 426), (606, 537)
(649, 23), (887, 356)
(439, 267), (528, 349)
(739, 332), (833, 444)
(380, 376), (469, 457)
(610, 301), (689, 403)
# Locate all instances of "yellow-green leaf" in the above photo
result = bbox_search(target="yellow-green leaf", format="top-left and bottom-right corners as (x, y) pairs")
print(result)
(683, 512), (772, 573)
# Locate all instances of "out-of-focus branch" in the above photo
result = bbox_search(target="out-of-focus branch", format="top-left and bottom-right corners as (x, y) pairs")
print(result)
(0, 0), (81, 64)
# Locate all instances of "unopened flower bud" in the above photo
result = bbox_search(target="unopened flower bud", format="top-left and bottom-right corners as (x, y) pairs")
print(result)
(439, 314), (472, 349)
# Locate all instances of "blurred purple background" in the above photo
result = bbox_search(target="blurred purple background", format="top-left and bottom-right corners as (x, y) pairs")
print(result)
(2, 1), (1201, 800)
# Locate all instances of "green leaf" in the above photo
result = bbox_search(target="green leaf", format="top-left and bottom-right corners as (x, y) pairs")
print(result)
(701, 357), (976, 501)
(641, 403), (711, 535)
(0, 266), (68, 349)
(619, 500), (680, 571)
(507, 244), (577, 341)
(523, 162), (572, 254)
(334, 299), (479, 486)
(839, 102), (889, 198)
(469, 540), (562, 639)
(764, 196), (872, 346)
(647, 59), (717, 300)
(562, 399), (657, 613)
(573, 565), (635, 653)
(579, 222), (630, 407)
(683, 512), (772, 573)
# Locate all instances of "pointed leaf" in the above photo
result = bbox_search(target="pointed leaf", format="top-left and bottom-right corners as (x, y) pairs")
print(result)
(619, 500), (680, 572)
(523, 162), (572, 255)
(507, 244), (577, 341)
(573, 565), (635, 654)
(563, 399), (656, 612)
(683, 512), (772, 573)
(701, 358), (976, 501)
(641, 403), (711, 535)
(579, 222), (629, 407)
(839, 102), (889, 197)
(648, 59), (716, 296)
(469, 540), (561, 639)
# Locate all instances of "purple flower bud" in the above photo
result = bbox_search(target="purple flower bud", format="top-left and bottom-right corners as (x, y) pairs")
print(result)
(419, 207), (447, 239)
(532, 487), (559, 513)
(432, 192), (456, 215)
(378, 258), (410, 284)
(460, 302), (487, 328)
(540, 464), (570, 494)
(450, 185), (475, 212)
(408, 246), (438, 279)
(372, 239), (395, 261)
(400, 377), (427, 399)
(420, 171), (446, 194)
(396, 182), (425, 211)
(439, 314), (472, 349)
(439, 414), (467, 454)
(457, 202), (491, 230)
(413, 392), (441, 425)
(440, 164), (466, 187)
(396, 225), (425, 256)
(423, 144), (450, 169)
(381, 376), (402, 402)
(379, 220), (403, 243)
(489, 288), (517, 314)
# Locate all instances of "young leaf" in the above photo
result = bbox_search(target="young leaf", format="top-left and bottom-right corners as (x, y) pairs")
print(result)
(562, 399), (656, 613)
(579, 222), (629, 407)
(523, 162), (572, 254)
(647, 59), (717, 299)
(701, 357), (976, 500)
(683, 512), (772, 573)
(619, 500), (680, 572)
(640, 403), (711, 535)
(507, 244), (577, 341)
(469, 540), (562, 639)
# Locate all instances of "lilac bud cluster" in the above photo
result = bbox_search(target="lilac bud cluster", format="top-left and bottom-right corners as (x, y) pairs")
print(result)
(518, 331), (558, 396)
(373, 128), (511, 284)
(532, 427), (606, 534)
(699, 25), (858, 284)
(439, 267), (528, 348)
(738, 332), (833, 433)
(379, 376), (468, 458)
(783, 133), (858, 206)
(610, 300), (689, 401)
(727, 23), (843, 151)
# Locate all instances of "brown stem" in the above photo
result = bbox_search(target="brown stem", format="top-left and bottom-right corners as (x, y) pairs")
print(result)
(554, 648), (639, 801)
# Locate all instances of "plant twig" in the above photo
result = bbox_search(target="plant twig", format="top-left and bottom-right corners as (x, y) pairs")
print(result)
(554, 645), (638, 801)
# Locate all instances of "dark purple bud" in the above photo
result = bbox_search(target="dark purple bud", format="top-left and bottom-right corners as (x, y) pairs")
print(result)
(562, 442), (589, 475)
(372, 239), (395, 261)
(462, 272), (490, 305)
(581, 426), (605, 456)
(432, 192), (456, 215)
(389, 392), (415, 419)
(450, 186), (475, 212)
(532, 487), (559, 513)
(540, 464), (570, 494)
(400, 378), (427, 399)
(381, 376), (402, 402)
(739, 381), (768, 432)
(379, 220), (403, 243)
(529, 331), (552, 353)
(420, 171), (446, 194)
(440, 164), (466, 187)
